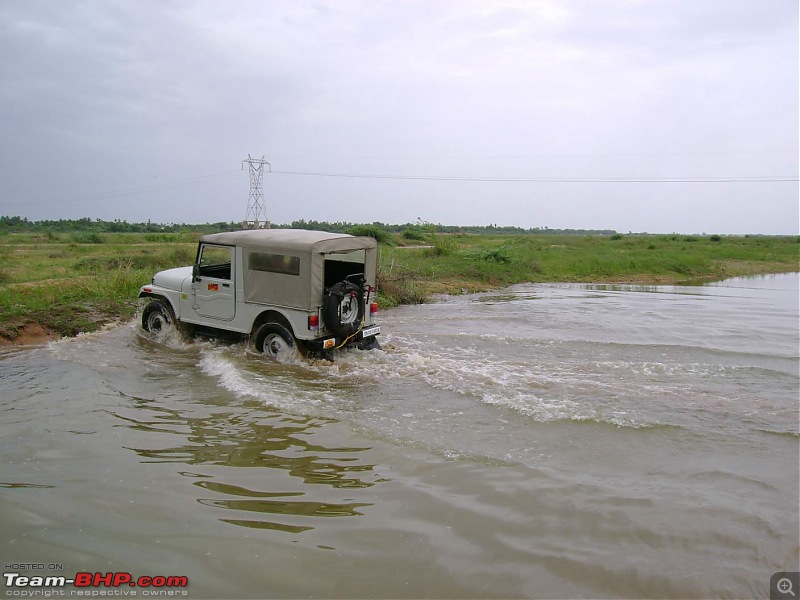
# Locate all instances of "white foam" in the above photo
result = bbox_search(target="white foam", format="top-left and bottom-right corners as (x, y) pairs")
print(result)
(193, 331), (660, 429)
(196, 347), (342, 415)
(198, 351), (264, 400)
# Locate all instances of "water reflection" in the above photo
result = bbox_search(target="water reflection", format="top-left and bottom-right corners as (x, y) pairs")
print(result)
(109, 397), (376, 532)
(586, 283), (663, 293)
(471, 292), (532, 304)
(197, 483), (370, 534)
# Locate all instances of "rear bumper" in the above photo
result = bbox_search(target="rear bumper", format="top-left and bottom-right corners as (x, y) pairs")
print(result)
(304, 325), (381, 352)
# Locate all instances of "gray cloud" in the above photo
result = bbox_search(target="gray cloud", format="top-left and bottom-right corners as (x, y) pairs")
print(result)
(0, 0), (796, 233)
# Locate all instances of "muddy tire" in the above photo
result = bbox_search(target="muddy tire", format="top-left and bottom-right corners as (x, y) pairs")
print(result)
(254, 323), (296, 358)
(142, 300), (174, 333)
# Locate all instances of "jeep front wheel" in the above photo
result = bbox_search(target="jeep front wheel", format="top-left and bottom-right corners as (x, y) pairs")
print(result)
(142, 300), (174, 333)
(254, 323), (296, 358)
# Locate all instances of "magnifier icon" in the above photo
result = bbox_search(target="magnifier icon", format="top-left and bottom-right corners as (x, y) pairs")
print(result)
(778, 578), (796, 597)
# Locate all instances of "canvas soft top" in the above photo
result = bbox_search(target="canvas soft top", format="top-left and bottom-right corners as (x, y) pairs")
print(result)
(199, 229), (376, 254)
(198, 229), (377, 310)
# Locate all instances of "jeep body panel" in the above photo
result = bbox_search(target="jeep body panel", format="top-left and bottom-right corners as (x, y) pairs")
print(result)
(153, 266), (194, 292)
(139, 229), (380, 352)
(199, 229), (377, 310)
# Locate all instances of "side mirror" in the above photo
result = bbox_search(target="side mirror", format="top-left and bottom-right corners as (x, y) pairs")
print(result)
(192, 264), (199, 281)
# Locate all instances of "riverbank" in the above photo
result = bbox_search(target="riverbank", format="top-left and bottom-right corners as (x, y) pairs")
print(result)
(1, 231), (797, 344)
(374, 232), (799, 304)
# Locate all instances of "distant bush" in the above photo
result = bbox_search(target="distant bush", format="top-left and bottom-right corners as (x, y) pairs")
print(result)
(348, 224), (392, 244)
(709, 234), (722, 242)
(376, 268), (425, 306)
(431, 236), (455, 257)
(71, 232), (105, 244)
(610, 233), (624, 240)
(402, 225), (431, 241)
(144, 233), (180, 243)
(462, 246), (512, 263)
(73, 255), (168, 273)
(170, 247), (193, 264)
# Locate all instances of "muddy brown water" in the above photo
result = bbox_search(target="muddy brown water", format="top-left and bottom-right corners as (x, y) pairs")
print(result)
(1, 274), (798, 598)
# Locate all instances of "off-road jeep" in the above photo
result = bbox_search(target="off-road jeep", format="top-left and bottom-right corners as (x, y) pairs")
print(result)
(138, 229), (380, 356)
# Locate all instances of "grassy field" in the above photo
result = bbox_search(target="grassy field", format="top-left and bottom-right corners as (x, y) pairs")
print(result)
(1, 230), (797, 341)
(377, 232), (799, 305)
(0, 232), (198, 341)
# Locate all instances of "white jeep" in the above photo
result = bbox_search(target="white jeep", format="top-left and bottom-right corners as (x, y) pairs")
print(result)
(138, 229), (381, 357)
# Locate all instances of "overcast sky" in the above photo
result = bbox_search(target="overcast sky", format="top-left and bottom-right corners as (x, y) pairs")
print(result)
(0, 0), (797, 233)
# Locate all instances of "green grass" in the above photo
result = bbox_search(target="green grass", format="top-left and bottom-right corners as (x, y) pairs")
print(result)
(376, 233), (799, 305)
(1, 231), (797, 339)
(0, 233), (198, 340)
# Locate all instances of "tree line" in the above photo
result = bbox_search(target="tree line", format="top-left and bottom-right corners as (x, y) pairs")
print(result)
(0, 215), (616, 237)
(0, 216), (242, 234)
(287, 219), (615, 236)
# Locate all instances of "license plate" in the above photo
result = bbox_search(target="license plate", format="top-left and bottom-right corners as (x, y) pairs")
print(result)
(361, 326), (380, 338)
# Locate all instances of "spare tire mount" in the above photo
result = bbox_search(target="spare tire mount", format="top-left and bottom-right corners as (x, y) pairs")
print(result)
(323, 275), (366, 337)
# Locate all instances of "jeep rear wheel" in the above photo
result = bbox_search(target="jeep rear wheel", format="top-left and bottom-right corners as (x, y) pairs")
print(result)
(142, 300), (174, 333)
(254, 323), (296, 358)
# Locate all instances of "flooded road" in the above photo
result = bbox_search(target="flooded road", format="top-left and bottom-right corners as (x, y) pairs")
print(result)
(1, 273), (798, 598)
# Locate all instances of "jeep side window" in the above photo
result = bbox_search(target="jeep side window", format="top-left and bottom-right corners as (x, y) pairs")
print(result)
(197, 244), (232, 280)
(249, 252), (300, 276)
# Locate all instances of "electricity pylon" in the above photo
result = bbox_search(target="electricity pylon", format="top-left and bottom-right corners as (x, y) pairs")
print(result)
(242, 154), (270, 229)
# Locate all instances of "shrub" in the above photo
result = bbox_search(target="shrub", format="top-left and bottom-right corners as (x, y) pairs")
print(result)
(424, 237), (455, 257)
(376, 269), (425, 306)
(402, 226), (430, 241)
(461, 246), (512, 263)
(144, 233), (185, 243)
(170, 247), (193, 264)
(348, 224), (392, 244)
(71, 232), (105, 244)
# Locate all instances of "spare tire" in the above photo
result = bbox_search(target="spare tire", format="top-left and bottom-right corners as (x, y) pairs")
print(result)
(324, 280), (365, 337)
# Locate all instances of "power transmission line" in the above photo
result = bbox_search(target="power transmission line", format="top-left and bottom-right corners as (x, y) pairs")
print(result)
(242, 155), (270, 229)
(1, 165), (795, 212)
(270, 170), (798, 183)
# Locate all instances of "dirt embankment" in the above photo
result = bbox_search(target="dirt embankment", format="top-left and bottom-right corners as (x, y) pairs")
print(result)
(0, 301), (135, 347)
(0, 323), (56, 347)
